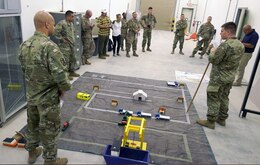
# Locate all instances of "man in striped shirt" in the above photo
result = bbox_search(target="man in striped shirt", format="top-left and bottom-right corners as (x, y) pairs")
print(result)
(97, 9), (111, 59)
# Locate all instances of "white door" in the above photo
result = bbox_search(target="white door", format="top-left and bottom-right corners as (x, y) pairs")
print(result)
(140, 0), (177, 30)
(181, 8), (193, 33)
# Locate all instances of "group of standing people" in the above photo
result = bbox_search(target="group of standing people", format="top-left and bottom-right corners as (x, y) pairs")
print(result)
(171, 14), (215, 57)
(171, 13), (259, 129)
(16, 8), (157, 165)
(17, 7), (259, 165)
(97, 7), (157, 58)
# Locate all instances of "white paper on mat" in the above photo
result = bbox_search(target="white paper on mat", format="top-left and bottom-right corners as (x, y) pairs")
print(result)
(175, 70), (209, 83)
(60, 99), (64, 108)
(211, 40), (220, 48)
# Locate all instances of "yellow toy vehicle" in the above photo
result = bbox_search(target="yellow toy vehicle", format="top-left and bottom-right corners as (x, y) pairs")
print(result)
(76, 92), (91, 101)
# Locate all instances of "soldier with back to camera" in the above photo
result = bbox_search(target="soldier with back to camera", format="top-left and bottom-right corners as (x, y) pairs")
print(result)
(19, 10), (71, 165)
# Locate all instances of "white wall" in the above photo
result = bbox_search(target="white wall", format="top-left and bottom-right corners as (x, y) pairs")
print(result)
(63, 0), (130, 20)
(234, 0), (260, 82)
(20, 0), (131, 40)
(175, 0), (232, 37)
(20, 0), (260, 83)
(20, 0), (61, 40)
(175, 0), (260, 83)
(128, 0), (137, 11)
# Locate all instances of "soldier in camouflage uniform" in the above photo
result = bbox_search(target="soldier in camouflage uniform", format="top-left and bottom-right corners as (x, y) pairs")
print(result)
(54, 10), (79, 80)
(141, 7), (157, 52)
(126, 12), (140, 57)
(120, 12), (127, 51)
(81, 10), (95, 65)
(197, 22), (244, 129)
(171, 14), (187, 55)
(190, 16), (215, 59)
(18, 11), (71, 164)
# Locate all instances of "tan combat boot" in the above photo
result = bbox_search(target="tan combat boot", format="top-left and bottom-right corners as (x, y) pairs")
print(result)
(99, 55), (106, 59)
(179, 50), (184, 55)
(126, 52), (130, 57)
(85, 59), (91, 65)
(69, 71), (80, 77)
(133, 51), (139, 57)
(28, 147), (43, 164)
(171, 48), (175, 54)
(81, 57), (85, 65)
(233, 82), (241, 86)
(44, 158), (68, 165)
(142, 47), (145, 52)
(12, 131), (24, 141)
(216, 118), (226, 126)
(196, 119), (215, 129)
(68, 76), (73, 80)
(146, 47), (152, 52)
(189, 54), (195, 58)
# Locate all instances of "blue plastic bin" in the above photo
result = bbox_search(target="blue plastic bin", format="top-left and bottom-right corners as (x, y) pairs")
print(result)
(103, 145), (149, 165)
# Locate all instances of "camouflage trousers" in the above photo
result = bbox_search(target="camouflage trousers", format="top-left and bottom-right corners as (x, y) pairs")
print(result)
(142, 29), (152, 48)
(172, 35), (185, 50)
(60, 45), (76, 72)
(25, 101), (61, 161)
(126, 33), (138, 52)
(192, 39), (210, 55)
(120, 31), (127, 49)
(206, 82), (233, 121)
(82, 38), (95, 60)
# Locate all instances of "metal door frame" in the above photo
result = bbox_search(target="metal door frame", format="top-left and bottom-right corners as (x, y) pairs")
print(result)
(181, 7), (194, 33)
(0, 80), (6, 124)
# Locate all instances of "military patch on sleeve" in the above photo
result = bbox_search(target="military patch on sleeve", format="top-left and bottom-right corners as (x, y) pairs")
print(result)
(60, 57), (67, 66)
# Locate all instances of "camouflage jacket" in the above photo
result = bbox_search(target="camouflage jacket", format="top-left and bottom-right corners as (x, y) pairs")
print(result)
(209, 38), (244, 84)
(175, 20), (187, 36)
(140, 14), (157, 31)
(81, 16), (93, 39)
(54, 20), (75, 47)
(198, 22), (215, 40)
(18, 31), (71, 105)
(127, 18), (140, 35)
(121, 18), (128, 35)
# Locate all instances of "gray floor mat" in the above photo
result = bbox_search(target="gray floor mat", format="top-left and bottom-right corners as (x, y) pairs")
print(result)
(57, 72), (216, 164)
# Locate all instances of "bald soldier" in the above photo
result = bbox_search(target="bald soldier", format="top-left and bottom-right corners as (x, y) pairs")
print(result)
(18, 11), (71, 164)
(81, 10), (95, 65)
